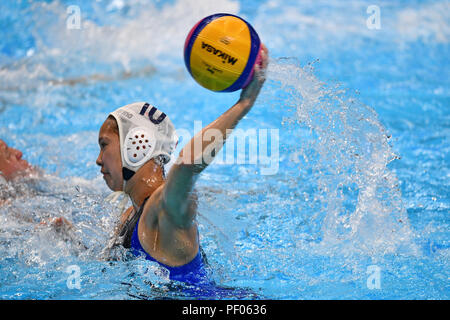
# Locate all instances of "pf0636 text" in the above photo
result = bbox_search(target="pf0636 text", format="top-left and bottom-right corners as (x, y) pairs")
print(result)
(226, 304), (267, 316)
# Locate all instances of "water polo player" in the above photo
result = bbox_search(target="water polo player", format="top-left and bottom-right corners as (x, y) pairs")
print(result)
(96, 45), (268, 285)
(0, 139), (77, 232)
(0, 139), (35, 184)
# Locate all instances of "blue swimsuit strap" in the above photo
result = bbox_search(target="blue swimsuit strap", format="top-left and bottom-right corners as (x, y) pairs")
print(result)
(129, 199), (208, 284)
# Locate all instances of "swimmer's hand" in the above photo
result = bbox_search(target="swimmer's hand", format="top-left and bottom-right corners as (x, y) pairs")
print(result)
(38, 217), (74, 233)
(239, 43), (269, 107)
(51, 217), (74, 232)
(37, 217), (88, 250)
(0, 199), (11, 206)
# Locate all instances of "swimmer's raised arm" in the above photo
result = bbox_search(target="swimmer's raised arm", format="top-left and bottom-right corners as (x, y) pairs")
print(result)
(162, 44), (269, 227)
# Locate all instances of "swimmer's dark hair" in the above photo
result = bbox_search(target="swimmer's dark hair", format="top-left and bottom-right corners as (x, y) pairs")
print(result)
(105, 115), (119, 135)
(105, 115), (166, 178)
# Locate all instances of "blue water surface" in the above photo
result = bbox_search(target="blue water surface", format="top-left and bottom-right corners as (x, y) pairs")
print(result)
(0, 0), (448, 299)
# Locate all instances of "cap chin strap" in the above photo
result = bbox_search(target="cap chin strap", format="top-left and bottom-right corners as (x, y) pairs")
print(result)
(120, 167), (134, 197)
(122, 167), (135, 181)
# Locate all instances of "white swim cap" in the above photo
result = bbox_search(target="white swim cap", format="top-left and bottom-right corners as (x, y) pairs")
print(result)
(109, 102), (178, 182)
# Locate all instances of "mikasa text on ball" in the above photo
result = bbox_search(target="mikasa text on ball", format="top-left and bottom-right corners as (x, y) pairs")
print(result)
(184, 13), (262, 92)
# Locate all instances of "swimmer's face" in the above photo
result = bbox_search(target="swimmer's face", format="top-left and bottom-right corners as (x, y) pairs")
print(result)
(0, 139), (32, 181)
(96, 119), (124, 191)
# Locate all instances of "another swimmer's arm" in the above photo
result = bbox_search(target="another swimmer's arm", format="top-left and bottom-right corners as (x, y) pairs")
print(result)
(162, 45), (269, 227)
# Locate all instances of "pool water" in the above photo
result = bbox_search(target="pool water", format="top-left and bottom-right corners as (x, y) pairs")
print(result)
(0, 0), (448, 299)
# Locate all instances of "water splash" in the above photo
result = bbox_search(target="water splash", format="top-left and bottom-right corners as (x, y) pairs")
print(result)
(267, 58), (417, 256)
(0, 174), (119, 266)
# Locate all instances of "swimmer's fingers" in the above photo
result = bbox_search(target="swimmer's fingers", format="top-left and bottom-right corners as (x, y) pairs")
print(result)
(253, 45), (269, 90)
(37, 217), (74, 232)
(253, 43), (269, 79)
(239, 43), (268, 104)
(259, 43), (269, 70)
(0, 199), (11, 206)
(51, 217), (74, 229)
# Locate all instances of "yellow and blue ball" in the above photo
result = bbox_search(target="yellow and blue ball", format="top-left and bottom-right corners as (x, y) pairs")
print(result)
(184, 13), (262, 92)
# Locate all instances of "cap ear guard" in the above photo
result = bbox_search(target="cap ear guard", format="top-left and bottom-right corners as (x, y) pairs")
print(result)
(122, 127), (156, 168)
